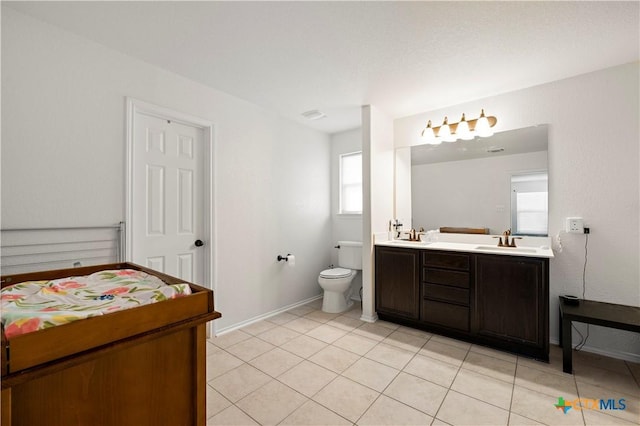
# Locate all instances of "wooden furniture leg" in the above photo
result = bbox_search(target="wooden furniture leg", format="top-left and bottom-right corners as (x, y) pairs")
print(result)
(561, 310), (573, 374)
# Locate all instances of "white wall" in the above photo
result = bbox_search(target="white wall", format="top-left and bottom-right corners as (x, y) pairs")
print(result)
(330, 128), (363, 299)
(362, 106), (395, 322)
(395, 62), (640, 360)
(1, 8), (332, 331)
(412, 151), (548, 234)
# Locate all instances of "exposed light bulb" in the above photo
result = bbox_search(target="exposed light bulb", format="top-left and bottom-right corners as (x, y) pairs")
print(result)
(439, 117), (456, 142)
(429, 137), (443, 146)
(421, 120), (436, 143)
(456, 113), (473, 140)
(475, 109), (494, 137)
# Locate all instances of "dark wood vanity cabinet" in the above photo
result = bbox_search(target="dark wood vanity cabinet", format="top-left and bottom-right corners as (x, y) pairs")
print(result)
(474, 254), (549, 359)
(375, 246), (549, 360)
(375, 246), (420, 320)
(421, 251), (471, 332)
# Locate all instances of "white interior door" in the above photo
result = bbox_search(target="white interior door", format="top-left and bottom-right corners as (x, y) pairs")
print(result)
(131, 111), (205, 284)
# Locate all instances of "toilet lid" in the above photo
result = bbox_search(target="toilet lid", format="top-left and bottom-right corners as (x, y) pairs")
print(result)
(320, 268), (352, 279)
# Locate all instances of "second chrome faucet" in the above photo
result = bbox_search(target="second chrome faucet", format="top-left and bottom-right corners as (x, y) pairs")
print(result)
(494, 229), (522, 247)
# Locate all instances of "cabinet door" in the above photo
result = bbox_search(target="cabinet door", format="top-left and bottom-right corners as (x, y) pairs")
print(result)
(475, 255), (547, 346)
(375, 247), (420, 320)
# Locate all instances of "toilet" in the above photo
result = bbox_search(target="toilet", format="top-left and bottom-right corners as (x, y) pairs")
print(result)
(318, 241), (362, 313)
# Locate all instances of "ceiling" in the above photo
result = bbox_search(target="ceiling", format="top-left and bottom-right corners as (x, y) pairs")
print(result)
(5, 1), (639, 134)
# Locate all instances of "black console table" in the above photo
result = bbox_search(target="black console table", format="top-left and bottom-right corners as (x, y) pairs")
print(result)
(559, 297), (640, 374)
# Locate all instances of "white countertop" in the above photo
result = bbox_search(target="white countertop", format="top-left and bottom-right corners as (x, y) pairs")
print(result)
(375, 238), (554, 258)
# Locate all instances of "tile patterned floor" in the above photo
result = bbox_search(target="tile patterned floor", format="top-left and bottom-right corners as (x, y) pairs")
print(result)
(206, 299), (640, 425)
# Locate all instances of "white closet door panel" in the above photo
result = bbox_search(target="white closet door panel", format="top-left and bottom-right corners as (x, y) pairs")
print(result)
(132, 112), (205, 284)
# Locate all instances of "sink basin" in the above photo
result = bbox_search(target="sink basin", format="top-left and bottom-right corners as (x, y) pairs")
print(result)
(475, 245), (538, 254)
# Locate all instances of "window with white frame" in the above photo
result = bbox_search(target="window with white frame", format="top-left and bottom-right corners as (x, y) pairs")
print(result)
(511, 172), (548, 236)
(339, 151), (362, 214)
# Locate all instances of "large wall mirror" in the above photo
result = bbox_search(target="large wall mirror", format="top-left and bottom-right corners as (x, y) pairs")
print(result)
(409, 125), (548, 236)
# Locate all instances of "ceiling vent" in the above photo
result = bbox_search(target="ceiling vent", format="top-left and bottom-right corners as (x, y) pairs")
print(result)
(301, 110), (327, 120)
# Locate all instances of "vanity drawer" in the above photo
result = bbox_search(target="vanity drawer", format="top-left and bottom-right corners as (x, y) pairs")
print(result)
(423, 283), (469, 306)
(422, 268), (469, 288)
(421, 299), (470, 332)
(422, 251), (470, 271)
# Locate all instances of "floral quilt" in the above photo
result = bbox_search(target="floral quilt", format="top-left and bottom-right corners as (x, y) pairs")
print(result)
(1, 269), (192, 339)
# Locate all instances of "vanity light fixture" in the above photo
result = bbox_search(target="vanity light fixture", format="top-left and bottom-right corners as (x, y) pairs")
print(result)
(474, 109), (494, 137)
(420, 109), (497, 145)
(456, 113), (474, 140)
(420, 120), (441, 145)
(438, 117), (456, 142)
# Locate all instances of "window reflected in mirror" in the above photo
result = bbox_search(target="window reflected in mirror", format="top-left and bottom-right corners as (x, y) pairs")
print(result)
(511, 172), (548, 236)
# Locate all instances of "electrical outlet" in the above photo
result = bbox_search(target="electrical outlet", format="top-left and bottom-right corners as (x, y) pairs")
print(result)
(566, 217), (584, 233)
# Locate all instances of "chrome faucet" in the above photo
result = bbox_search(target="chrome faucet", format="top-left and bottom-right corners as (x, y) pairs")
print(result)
(493, 229), (522, 247)
(509, 236), (522, 247)
(392, 219), (403, 238)
(502, 229), (511, 246)
(402, 228), (425, 241)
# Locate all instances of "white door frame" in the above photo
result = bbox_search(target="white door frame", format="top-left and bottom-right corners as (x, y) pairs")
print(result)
(125, 97), (216, 335)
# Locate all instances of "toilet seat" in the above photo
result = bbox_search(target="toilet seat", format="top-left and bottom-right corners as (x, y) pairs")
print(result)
(319, 267), (352, 279)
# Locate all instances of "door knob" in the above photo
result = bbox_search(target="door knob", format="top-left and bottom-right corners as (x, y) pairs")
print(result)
(195, 239), (204, 247)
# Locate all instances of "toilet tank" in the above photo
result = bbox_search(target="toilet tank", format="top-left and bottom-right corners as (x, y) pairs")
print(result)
(337, 241), (362, 270)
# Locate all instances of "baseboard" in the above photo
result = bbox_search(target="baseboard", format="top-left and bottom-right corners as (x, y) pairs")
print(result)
(549, 337), (640, 363)
(214, 294), (323, 336)
(360, 313), (378, 323)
